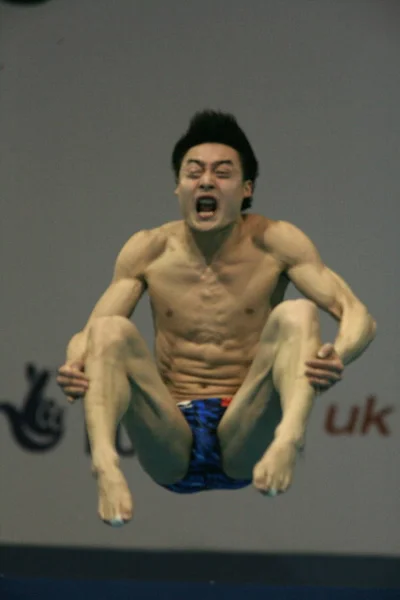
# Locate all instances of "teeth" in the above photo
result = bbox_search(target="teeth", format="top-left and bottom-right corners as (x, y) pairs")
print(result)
(197, 197), (217, 210)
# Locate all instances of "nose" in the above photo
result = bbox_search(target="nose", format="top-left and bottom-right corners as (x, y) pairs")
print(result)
(199, 175), (215, 190)
(198, 169), (215, 190)
(199, 182), (215, 191)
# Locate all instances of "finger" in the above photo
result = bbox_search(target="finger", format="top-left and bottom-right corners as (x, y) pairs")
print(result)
(58, 369), (88, 380)
(317, 344), (335, 359)
(308, 377), (336, 389)
(306, 358), (343, 369)
(305, 360), (343, 373)
(70, 361), (85, 370)
(58, 365), (87, 377)
(58, 365), (77, 374)
(57, 378), (89, 390)
(57, 383), (89, 395)
(57, 383), (89, 396)
(63, 386), (87, 396)
(305, 368), (342, 382)
(57, 374), (89, 385)
(306, 366), (341, 376)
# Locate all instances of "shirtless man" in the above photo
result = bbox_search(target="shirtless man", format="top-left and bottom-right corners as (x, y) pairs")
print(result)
(57, 110), (376, 527)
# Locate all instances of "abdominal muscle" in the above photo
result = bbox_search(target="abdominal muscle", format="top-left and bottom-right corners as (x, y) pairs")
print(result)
(154, 329), (261, 401)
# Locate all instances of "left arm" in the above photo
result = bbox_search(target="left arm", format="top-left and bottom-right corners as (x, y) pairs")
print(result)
(269, 221), (377, 367)
(318, 268), (376, 365)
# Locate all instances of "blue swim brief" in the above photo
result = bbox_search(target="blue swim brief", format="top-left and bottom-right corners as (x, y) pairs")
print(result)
(161, 397), (252, 494)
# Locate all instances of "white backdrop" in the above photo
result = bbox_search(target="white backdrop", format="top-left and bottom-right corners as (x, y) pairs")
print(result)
(0, 0), (399, 555)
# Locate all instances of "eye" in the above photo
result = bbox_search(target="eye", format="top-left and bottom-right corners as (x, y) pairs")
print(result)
(216, 171), (231, 178)
(187, 171), (201, 179)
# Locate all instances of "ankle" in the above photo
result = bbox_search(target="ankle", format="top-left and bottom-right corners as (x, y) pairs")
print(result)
(274, 427), (304, 450)
(91, 449), (120, 475)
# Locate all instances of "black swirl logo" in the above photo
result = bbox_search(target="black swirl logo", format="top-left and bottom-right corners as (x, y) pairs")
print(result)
(0, 363), (64, 451)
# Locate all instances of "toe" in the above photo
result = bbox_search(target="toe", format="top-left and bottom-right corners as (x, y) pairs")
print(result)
(276, 476), (285, 493)
(120, 500), (133, 522)
(108, 516), (125, 528)
(254, 475), (269, 494)
(265, 473), (279, 496)
(98, 494), (107, 521)
(256, 474), (274, 496)
(252, 465), (266, 490)
(282, 473), (292, 492)
(120, 490), (133, 517)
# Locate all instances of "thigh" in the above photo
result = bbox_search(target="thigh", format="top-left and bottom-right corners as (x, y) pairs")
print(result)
(218, 298), (320, 479)
(122, 387), (193, 485)
(217, 309), (282, 479)
(218, 374), (281, 480)
(91, 315), (193, 485)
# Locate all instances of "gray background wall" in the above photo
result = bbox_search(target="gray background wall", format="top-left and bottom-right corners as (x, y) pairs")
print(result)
(0, 0), (399, 586)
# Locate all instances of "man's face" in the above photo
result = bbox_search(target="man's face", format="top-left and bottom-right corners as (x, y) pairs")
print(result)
(175, 143), (252, 232)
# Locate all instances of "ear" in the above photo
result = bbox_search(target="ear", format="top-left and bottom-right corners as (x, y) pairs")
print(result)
(243, 180), (253, 198)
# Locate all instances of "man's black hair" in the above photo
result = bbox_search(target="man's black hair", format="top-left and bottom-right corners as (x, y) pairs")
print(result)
(171, 110), (259, 211)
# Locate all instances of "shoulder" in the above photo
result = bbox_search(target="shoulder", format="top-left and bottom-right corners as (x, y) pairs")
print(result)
(265, 220), (320, 266)
(245, 214), (294, 249)
(115, 222), (177, 276)
(243, 213), (275, 243)
(247, 216), (316, 265)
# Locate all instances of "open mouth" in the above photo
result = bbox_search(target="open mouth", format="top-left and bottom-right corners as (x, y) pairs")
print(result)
(196, 196), (218, 219)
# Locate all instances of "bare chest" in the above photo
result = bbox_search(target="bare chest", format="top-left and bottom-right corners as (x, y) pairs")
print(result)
(145, 248), (287, 340)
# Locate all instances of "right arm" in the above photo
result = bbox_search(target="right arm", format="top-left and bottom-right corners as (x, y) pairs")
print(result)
(58, 229), (158, 400)
(66, 230), (151, 363)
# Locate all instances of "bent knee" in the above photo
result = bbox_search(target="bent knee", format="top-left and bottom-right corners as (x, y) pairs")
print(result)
(271, 299), (319, 330)
(88, 316), (139, 351)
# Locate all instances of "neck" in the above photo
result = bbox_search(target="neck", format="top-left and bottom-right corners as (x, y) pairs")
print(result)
(184, 217), (243, 265)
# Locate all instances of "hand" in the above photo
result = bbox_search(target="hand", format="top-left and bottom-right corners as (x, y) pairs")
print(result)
(56, 361), (89, 403)
(305, 343), (344, 393)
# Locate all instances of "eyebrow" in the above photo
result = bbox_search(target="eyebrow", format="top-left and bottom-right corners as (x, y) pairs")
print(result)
(185, 159), (234, 168)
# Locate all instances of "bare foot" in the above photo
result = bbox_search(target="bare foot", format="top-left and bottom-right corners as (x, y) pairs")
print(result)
(252, 439), (297, 496)
(94, 467), (133, 526)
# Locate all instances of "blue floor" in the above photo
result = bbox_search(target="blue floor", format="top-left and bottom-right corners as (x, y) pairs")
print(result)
(1, 579), (399, 600)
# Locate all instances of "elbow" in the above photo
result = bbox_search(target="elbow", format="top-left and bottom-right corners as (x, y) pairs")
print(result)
(355, 303), (377, 341)
(361, 305), (377, 340)
(66, 331), (88, 362)
(350, 300), (377, 334)
(370, 316), (377, 339)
